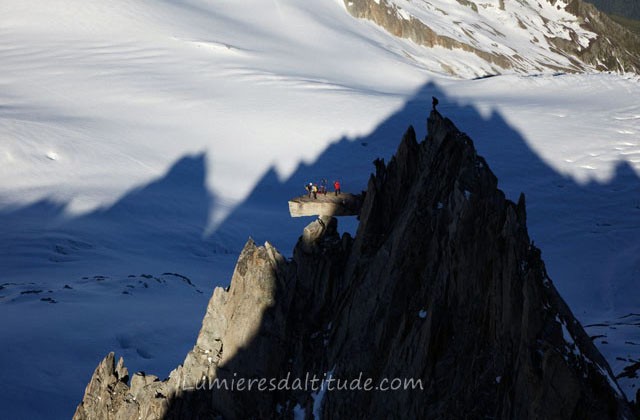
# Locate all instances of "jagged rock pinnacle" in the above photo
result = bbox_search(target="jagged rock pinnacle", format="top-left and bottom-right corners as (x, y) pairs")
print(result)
(74, 111), (633, 419)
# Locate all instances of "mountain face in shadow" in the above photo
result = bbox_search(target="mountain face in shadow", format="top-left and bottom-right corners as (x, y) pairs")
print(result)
(73, 111), (636, 419)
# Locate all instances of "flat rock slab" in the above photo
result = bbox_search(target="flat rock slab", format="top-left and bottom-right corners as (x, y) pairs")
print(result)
(288, 193), (363, 217)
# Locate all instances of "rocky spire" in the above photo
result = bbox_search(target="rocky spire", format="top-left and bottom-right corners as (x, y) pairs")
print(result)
(323, 111), (634, 418)
(74, 111), (635, 419)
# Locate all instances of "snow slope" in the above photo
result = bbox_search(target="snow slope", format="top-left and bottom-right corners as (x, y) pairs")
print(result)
(0, 0), (638, 417)
(346, 0), (603, 76)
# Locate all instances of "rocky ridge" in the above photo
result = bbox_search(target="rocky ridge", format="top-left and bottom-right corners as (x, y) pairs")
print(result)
(343, 0), (640, 76)
(74, 111), (636, 419)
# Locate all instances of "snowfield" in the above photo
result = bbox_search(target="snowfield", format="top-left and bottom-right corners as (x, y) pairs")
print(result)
(0, 0), (638, 417)
(375, 0), (598, 74)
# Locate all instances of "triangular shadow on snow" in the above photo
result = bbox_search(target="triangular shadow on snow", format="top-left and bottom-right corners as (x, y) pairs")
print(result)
(210, 85), (436, 254)
(211, 81), (640, 319)
(0, 153), (222, 278)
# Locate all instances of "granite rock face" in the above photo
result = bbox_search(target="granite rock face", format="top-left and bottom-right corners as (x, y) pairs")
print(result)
(74, 111), (634, 419)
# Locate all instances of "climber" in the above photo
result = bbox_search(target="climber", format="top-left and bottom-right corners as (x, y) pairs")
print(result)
(312, 183), (318, 199)
(321, 178), (328, 195)
(374, 157), (385, 175)
(334, 180), (341, 196)
(304, 182), (312, 198)
(432, 96), (439, 111)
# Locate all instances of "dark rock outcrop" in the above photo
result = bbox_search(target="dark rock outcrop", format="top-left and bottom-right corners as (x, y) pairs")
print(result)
(74, 111), (634, 419)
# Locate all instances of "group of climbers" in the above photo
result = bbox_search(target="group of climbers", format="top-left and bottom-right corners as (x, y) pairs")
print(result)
(300, 103), (439, 201)
(304, 179), (341, 199)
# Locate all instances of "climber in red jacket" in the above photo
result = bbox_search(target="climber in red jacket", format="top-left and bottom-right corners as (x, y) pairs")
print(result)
(333, 180), (341, 196)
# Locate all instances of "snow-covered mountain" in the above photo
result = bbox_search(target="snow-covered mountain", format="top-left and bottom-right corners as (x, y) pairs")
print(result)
(345, 0), (640, 76)
(0, 0), (638, 418)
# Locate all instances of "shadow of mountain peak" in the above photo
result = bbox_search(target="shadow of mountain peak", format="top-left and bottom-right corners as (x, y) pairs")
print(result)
(0, 152), (222, 275)
(210, 79), (640, 324)
(99, 152), (211, 219)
